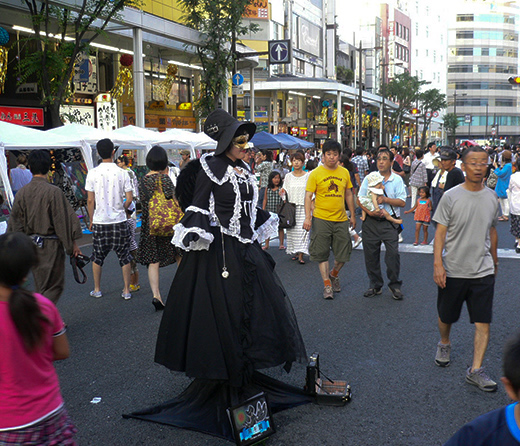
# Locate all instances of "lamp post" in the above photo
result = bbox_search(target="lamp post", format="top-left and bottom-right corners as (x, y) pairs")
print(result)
(358, 40), (363, 147)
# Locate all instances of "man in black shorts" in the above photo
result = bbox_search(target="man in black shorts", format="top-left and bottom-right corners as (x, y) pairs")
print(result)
(433, 146), (500, 392)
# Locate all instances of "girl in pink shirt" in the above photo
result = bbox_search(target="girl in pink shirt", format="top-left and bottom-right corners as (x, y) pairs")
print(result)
(0, 232), (77, 445)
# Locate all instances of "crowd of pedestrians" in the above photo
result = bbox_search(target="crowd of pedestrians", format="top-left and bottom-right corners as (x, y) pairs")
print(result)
(3, 129), (520, 445)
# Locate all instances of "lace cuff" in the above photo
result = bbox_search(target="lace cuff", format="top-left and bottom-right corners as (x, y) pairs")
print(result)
(171, 223), (214, 251)
(255, 211), (279, 243)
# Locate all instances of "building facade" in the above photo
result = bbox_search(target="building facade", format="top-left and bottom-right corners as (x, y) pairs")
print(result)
(447, 0), (520, 144)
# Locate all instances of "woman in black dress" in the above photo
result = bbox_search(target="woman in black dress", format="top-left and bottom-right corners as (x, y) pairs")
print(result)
(128, 110), (309, 440)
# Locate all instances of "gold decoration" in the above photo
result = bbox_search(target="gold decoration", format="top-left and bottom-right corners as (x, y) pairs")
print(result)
(155, 64), (178, 102)
(110, 56), (134, 101)
(0, 46), (7, 94)
(319, 106), (328, 124)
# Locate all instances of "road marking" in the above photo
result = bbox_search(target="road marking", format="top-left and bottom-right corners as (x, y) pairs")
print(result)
(354, 243), (520, 259)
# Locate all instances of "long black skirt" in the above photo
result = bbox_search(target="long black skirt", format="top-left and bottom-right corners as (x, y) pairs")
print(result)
(155, 230), (307, 387)
(124, 231), (311, 441)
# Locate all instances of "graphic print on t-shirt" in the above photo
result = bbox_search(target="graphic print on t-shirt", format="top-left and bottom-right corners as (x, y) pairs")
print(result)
(324, 176), (343, 197)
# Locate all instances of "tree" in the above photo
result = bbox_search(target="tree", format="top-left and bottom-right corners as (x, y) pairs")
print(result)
(443, 113), (459, 146)
(178, 0), (259, 119)
(418, 88), (447, 147)
(17, 0), (140, 128)
(337, 66), (354, 86)
(385, 71), (428, 144)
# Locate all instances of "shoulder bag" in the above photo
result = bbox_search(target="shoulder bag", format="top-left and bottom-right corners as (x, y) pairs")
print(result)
(277, 199), (296, 229)
(149, 175), (184, 237)
(487, 170), (498, 189)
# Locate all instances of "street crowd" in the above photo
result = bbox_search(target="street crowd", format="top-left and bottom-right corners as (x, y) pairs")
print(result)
(1, 111), (520, 445)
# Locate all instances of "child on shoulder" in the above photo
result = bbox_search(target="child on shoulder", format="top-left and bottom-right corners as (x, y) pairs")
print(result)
(405, 186), (432, 245)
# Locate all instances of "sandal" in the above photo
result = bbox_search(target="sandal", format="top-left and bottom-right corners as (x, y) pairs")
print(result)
(291, 256), (298, 261)
(413, 242), (418, 246)
(298, 259), (305, 264)
(279, 245), (286, 250)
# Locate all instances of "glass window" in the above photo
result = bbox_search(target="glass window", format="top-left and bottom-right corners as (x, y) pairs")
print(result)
(456, 14), (474, 22)
(456, 31), (474, 39)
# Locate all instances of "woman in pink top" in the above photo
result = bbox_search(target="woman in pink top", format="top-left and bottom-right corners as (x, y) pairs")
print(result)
(0, 232), (76, 445)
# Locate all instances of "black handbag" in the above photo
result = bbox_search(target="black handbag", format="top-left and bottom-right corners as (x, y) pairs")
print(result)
(383, 190), (404, 234)
(277, 200), (296, 228)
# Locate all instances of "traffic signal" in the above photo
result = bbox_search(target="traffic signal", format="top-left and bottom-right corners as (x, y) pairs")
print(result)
(508, 76), (520, 85)
(410, 108), (420, 115)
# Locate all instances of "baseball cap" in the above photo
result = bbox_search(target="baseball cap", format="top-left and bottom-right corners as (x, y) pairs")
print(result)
(439, 148), (457, 160)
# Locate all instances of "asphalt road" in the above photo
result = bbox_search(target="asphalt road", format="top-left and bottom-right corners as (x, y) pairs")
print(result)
(48, 204), (519, 446)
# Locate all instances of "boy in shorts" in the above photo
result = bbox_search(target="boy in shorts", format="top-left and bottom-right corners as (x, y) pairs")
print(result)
(303, 140), (356, 300)
(433, 146), (499, 392)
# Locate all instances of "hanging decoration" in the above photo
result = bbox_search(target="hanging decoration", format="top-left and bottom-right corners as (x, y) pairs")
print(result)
(155, 63), (178, 101)
(0, 26), (10, 94)
(110, 54), (134, 101)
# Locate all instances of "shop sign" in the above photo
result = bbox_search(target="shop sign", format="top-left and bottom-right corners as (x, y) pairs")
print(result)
(74, 55), (98, 95)
(60, 104), (95, 126)
(315, 125), (328, 136)
(96, 98), (118, 131)
(0, 106), (44, 127)
(243, 0), (268, 19)
(123, 113), (196, 130)
(299, 127), (308, 137)
(290, 126), (299, 136)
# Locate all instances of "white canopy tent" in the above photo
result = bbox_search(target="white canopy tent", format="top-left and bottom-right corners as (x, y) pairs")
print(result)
(0, 121), (87, 207)
(161, 128), (217, 152)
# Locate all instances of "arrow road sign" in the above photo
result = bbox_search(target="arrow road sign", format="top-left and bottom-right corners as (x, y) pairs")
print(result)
(268, 39), (291, 64)
(232, 73), (244, 86)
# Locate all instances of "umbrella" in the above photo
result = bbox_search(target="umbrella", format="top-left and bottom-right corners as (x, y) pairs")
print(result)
(274, 133), (314, 150)
(250, 131), (282, 150)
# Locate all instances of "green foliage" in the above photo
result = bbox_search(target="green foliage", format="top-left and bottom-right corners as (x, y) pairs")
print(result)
(179, 0), (259, 119)
(337, 66), (354, 85)
(18, 0), (141, 127)
(443, 113), (459, 144)
(385, 71), (428, 142)
(418, 88), (447, 147)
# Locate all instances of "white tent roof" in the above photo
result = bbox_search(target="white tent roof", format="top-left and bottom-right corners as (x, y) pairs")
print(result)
(0, 121), (82, 148)
(161, 128), (217, 151)
(109, 125), (193, 152)
(46, 123), (112, 144)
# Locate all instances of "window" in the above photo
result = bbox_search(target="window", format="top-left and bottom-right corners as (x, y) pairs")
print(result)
(416, 23), (419, 36)
(481, 48), (489, 56)
(457, 14), (474, 21)
(433, 50), (436, 62)
(426, 49), (429, 57)
(426, 26), (429, 38)
(456, 31), (474, 39)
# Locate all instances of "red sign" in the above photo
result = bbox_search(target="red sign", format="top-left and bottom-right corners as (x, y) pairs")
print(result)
(0, 106), (44, 127)
(299, 127), (308, 137)
(315, 125), (328, 136)
(290, 126), (299, 136)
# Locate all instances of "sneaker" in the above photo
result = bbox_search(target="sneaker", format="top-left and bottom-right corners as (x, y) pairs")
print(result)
(434, 342), (451, 367)
(329, 274), (341, 292)
(90, 290), (102, 298)
(353, 237), (363, 248)
(121, 292), (132, 300)
(323, 285), (334, 300)
(465, 367), (498, 392)
(516, 245), (520, 254)
(398, 234), (403, 243)
(389, 287), (404, 300)
(129, 284), (141, 292)
(363, 287), (382, 298)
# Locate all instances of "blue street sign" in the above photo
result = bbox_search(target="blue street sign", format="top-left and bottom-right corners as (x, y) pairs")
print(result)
(232, 73), (244, 86)
(268, 40), (291, 64)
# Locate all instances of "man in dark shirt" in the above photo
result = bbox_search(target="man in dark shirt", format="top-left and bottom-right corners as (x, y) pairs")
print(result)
(440, 148), (465, 192)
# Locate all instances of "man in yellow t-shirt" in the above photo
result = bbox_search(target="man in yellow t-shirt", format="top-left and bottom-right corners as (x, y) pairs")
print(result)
(304, 140), (356, 300)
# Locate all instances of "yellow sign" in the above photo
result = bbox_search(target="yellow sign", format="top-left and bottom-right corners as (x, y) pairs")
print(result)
(243, 0), (268, 19)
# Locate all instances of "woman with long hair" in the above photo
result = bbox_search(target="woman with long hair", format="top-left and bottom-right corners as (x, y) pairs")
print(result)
(0, 232), (76, 445)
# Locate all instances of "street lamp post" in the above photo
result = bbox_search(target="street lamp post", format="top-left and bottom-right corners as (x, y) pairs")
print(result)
(358, 40), (363, 148)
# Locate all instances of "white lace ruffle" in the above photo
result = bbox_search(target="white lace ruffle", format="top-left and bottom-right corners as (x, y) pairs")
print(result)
(186, 205), (210, 215)
(255, 212), (279, 244)
(171, 223), (214, 251)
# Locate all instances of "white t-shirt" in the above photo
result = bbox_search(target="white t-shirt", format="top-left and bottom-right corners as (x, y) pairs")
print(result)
(85, 163), (133, 224)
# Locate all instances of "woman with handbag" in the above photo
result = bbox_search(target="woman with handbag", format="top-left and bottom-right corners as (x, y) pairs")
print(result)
(281, 151), (310, 264)
(136, 146), (182, 311)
